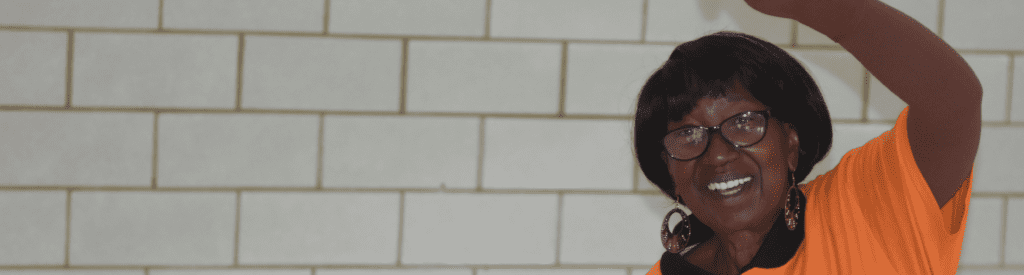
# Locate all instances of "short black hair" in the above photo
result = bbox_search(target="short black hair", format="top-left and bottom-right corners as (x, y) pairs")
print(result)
(635, 31), (832, 198)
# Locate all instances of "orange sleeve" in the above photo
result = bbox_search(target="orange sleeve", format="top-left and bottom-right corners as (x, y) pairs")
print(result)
(646, 260), (662, 275)
(801, 106), (972, 274)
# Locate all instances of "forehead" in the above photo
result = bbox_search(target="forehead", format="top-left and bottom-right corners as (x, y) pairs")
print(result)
(669, 86), (765, 128)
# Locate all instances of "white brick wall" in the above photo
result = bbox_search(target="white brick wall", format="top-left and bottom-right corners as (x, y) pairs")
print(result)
(0, 0), (1020, 273)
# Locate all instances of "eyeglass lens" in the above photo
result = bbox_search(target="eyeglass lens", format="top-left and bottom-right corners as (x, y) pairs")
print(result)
(663, 111), (767, 160)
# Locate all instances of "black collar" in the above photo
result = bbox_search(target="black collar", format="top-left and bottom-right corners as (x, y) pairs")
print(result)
(660, 191), (806, 275)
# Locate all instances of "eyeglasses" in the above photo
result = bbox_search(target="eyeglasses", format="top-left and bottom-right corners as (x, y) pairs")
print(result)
(663, 110), (771, 161)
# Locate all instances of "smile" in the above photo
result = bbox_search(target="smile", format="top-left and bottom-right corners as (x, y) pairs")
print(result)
(707, 176), (752, 195)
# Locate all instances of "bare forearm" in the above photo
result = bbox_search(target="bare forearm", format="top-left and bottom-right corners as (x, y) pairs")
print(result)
(798, 0), (982, 108)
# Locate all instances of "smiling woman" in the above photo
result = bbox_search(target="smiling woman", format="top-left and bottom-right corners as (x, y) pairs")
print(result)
(635, 0), (982, 274)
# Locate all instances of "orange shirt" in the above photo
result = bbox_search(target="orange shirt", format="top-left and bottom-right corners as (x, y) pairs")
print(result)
(647, 107), (973, 275)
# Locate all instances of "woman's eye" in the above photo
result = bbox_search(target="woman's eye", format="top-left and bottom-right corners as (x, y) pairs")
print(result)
(681, 129), (703, 143)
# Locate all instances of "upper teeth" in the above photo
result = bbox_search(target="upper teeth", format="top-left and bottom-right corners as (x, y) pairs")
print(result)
(708, 177), (751, 191)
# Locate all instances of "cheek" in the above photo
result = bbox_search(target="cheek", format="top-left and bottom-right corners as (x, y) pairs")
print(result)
(666, 162), (697, 197)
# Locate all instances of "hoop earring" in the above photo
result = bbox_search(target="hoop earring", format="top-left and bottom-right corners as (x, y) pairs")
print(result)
(661, 201), (691, 253)
(784, 172), (801, 231)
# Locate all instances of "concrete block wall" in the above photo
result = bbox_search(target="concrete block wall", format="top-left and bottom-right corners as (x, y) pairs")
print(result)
(0, 0), (1021, 274)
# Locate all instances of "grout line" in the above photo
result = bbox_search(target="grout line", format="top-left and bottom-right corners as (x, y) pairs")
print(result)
(640, 0), (649, 43)
(937, 0), (946, 38)
(790, 20), (798, 46)
(627, 268), (633, 275)
(235, 34), (245, 111)
(312, 268), (317, 275)
(399, 38), (409, 114)
(1000, 195), (1009, 267)
(558, 42), (568, 117)
(316, 114), (325, 189)
(396, 191), (406, 266)
(63, 189), (72, 267)
(554, 192), (564, 266)
(484, 0), (492, 39)
(861, 68), (871, 122)
(152, 112), (160, 188)
(476, 117), (486, 191)
(157, 0), (164, 31)
(1007, 55), (1015, 122)
(65, 31), (74, 108)
(322, 0), (331, 35)
(145, 267), (150, 275)
(234, 190), (242, 266)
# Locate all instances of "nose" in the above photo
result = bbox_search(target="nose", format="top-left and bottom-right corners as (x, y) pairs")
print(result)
(704, 131), (740, 166)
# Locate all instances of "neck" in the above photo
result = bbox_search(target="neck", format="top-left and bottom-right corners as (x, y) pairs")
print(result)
(685, 219), (774, 275)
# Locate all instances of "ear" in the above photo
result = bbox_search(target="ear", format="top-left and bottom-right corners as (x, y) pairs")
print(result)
(784, 123), (800, 172)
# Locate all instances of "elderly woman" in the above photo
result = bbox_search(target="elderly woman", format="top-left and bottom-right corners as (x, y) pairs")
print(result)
(637, 0), (980, 274)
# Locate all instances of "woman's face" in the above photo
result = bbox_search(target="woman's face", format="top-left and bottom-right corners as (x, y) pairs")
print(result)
(663, 85), (799, 235)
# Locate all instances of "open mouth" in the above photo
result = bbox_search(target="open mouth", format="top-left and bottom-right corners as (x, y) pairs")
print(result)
(707, 176), (752, 196)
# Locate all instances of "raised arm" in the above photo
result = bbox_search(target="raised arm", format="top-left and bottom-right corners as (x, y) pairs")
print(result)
(746, 0), (983, 207)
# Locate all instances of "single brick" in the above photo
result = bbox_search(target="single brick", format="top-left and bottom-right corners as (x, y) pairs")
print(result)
(482, 118), (634, 190)
(490, 0), (643, 41)
(163, 0), (323, 32)
(959, 197), (1003, 265)
(150, 271), (310, 275)
(0, 0), (158, 29)
(406, 40), (561, 114)
(565, 43), (675, 115)
(972, 127), (1024, 192)
(0, 111), (153, 186)
(69, 191), (235, 265)
(402, 193), (558, 264)
(786, 49), (865, 120)
(0, 191), (66, 265)
(157, 113), (318, 188)
(323, 115), (479, 189)
(319, 270), (472, 275)
(329, 0), (486, 37)
(944, 0), (1024, 50)
(560, 194), (673, 265)
(238, 192), (400, 265)
(645, 0), (791, 44)
(73, 32), (237, 109)
(242, 36), (401, 111)
(479, 270), (627, 275)
(0, 30), (66, 106)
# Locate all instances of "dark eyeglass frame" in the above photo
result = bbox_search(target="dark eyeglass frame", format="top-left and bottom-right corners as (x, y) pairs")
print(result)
(663, 110), (772, 161)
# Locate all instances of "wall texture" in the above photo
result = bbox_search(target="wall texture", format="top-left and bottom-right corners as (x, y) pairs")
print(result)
(0, 0), (1022, 274)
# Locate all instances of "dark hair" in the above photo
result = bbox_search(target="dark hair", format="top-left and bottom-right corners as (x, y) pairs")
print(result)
(635, 31), (832, 198)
